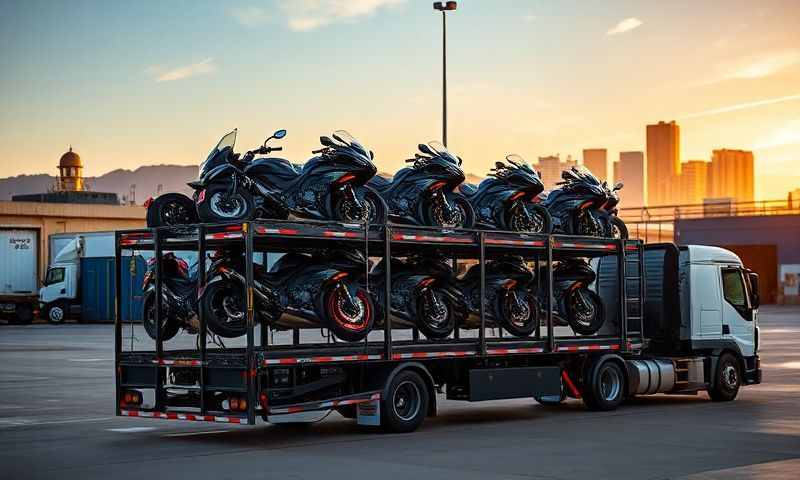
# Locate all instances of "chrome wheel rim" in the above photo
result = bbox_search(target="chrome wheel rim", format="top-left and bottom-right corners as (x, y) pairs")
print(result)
(50, 307), (64, 322)
(722, 364), (738, 389)
(209, 192), (245, 218)
(600, 367), (621, 401)
(392, 380), (421, 422)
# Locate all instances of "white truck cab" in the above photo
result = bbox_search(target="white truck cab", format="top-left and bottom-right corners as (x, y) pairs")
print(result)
(39, 238), (82, 323)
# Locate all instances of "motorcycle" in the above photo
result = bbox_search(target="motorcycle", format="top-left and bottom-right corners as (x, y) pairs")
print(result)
(368, 141), (475, 228)
(158, 129), (387, 225)
(370, 255), (466, 340)
(460, 154), (552, 233)
(459, 255), (539, 337)
(537, 258), (604, 335)
(538, 166), (627, 238)
(200, 248), (375, 342)
(141, 253), (199, 341)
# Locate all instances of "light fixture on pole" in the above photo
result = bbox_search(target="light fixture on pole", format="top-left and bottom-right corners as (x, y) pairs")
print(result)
(433, 1), (457, 147)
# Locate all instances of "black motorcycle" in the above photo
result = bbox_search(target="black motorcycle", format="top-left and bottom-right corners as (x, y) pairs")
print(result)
(538, 166), (627, 238)
(183, 129), (387, 225)
(537, 258), (604, 335)
(460, 154), (552, 233)
(368, 142), (475, 228)
(370, 255), (466, 339)
(459, 255), (539, 337)
(201, 248), (375, 342)
(142, 253), (198, 341)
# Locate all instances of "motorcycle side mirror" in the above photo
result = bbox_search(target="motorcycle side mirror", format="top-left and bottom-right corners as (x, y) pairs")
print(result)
(369, 150), (374, 160)
(273, 129), (287, 139)
(418, 143), (434, 155)
(457, 156), (463, 166)
(320, 136), (334, 147)
(495, 161), (505, 169)
(614, 181), (624, 190)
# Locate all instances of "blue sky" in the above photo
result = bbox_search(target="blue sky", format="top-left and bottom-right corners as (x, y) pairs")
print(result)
(1, 0), (799, 198)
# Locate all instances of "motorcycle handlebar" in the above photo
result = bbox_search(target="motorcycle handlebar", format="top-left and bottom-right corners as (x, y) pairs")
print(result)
(312, 148), (327, 154)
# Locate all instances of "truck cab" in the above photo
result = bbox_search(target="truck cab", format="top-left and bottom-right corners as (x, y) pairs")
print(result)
(39, 238), (82, 323)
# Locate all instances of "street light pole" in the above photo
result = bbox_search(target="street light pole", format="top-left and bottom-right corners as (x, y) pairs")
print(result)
(433, 2), (457, 147)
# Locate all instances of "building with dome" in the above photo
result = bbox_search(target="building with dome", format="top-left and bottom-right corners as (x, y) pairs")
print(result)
(12, 146), (119, 205)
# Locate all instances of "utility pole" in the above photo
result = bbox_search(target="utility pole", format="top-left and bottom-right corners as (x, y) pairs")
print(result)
(433, 2), (457, 147)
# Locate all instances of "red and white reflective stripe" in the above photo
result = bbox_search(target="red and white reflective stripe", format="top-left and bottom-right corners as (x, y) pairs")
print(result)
(556, 344), (620, 352)
(120, 409), (247, 424)
(392, 234), (473, 243)
(206, 232), (242, 240)
(391, 350), (476, 360)
(254, 227), (300, 235)
(152, 359), (203, 366)
(263, 354), (382, 366)
(269, 393), (381, 415)
(555, 242), (617, 250)
(487, 347), (545, 355)
(322, 231), (361, 238)
(625, 244), (639, 251)
(485, 238), (545, 247)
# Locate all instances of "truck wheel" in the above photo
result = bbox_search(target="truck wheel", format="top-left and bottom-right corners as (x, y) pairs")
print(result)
(583, 360), (625, 411)
(14, 303), (34, 325)
(708, 353), (741, 402)
(45, 302), (68, 324)
(383, 370), (429, 433)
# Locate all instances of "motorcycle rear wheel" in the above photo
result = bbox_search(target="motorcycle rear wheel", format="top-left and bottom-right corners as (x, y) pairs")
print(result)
(146, 193), (198, 228)
(564, 288), (605, 336)
(143, 291), (181, 341)
(324, 286), (374, 342)
(197, 184), (255, 224)
(202, 281), (248, 338)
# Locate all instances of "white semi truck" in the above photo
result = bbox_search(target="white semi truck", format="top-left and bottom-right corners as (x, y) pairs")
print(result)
(115, 222), (762, 431)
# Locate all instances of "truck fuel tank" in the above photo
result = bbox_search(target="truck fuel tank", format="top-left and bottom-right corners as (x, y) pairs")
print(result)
(626, 359), (676, 395)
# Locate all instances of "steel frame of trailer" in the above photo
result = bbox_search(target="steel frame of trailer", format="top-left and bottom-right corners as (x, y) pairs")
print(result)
(115, 219), (644, 425)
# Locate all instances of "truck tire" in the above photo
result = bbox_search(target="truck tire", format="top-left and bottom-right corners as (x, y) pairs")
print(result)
(14, 303), (34, 325)
(583, 359), (625, 411)
(382, 370), (429, 433)
(45, 302), (68, 324)
(708, 353), (741, 402)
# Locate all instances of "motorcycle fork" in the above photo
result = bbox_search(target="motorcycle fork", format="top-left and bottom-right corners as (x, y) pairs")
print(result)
(339, 183), (363, 209)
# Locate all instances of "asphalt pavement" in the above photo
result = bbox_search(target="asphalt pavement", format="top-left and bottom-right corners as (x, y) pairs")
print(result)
(1, 306), (799, 479)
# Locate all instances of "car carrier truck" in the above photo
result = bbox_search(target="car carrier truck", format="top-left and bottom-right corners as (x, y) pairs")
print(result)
(114, 220), (761, 432)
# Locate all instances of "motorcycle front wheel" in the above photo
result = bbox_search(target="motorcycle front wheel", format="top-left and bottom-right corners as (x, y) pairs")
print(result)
(334, 186), (388, 224)
(196, 184), (255, 224)
(606, 216), (629, 239)
(564, 288), (605, 335)
(202, 281), (248, 338)
(324, 285), (374, 342)
(142, 291), (180, 341)
(507, 204), (552, 234)
(572, 211), (605, 237)
(495, 288), (539, 337)
(414, 287), (456, 339)
(424, 193), (476, 228)
(146, 193), (198, 228)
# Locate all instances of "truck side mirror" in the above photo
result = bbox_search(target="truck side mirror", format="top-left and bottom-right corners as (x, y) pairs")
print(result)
(747, 272), (760, 309)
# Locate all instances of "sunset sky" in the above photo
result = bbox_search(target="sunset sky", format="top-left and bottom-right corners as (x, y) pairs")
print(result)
(1, 0), (799, 199)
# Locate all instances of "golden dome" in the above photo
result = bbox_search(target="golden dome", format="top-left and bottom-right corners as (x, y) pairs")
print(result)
(59, 146), (82, 168)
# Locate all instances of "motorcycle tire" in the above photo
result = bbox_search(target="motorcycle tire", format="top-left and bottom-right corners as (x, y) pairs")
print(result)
(142, 291), (180, 341)
(146, 193), (198, 228)
(495, 289), (538, 338)
(324, 286), (374, 342)
(334, 185), (388, 224)
(521, 204), (553, 234)
(422, 193), (476, 228)
(564, 288), (605, 336)
(414, 287), (456, 339)
(571, 211), (605, 237)
(202, 281), (248, 338)
(606, 216), (629, 239)
(196, 183), (255, 224)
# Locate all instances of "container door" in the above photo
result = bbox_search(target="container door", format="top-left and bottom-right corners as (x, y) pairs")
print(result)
(0, 229), (38, 294)
(80, 257), (116, 322)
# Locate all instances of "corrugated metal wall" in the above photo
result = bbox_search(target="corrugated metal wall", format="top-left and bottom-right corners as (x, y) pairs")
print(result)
(79, 255), (145, 322)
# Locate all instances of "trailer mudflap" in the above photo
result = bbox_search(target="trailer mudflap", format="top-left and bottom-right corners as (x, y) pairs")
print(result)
(469, 366), (561, 401)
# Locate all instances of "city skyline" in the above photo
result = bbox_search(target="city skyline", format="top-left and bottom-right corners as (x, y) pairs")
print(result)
(1, 1), (799, 200)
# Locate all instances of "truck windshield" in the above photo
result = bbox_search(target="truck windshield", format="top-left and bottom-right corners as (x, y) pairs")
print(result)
(44, 267), (65, 286)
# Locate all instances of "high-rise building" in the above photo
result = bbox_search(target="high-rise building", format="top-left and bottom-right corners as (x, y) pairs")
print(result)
(679, 160), (709, 205)
(582, 149), (607, 180)
(536, 154), (576, 190)
(614, 151), (645, 207)
(646, 121), (681, 206)
(707, 149), (754, 203)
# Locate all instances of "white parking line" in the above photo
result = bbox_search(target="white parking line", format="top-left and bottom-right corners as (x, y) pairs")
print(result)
(163, 430), (232, 437)
(108, 427), (156, 433)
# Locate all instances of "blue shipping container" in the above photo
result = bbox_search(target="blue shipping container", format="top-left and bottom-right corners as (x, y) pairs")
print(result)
(80, 255), (146, 322)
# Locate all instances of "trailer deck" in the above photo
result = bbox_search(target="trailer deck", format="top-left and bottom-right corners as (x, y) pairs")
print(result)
(115, 219), (644, 426)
